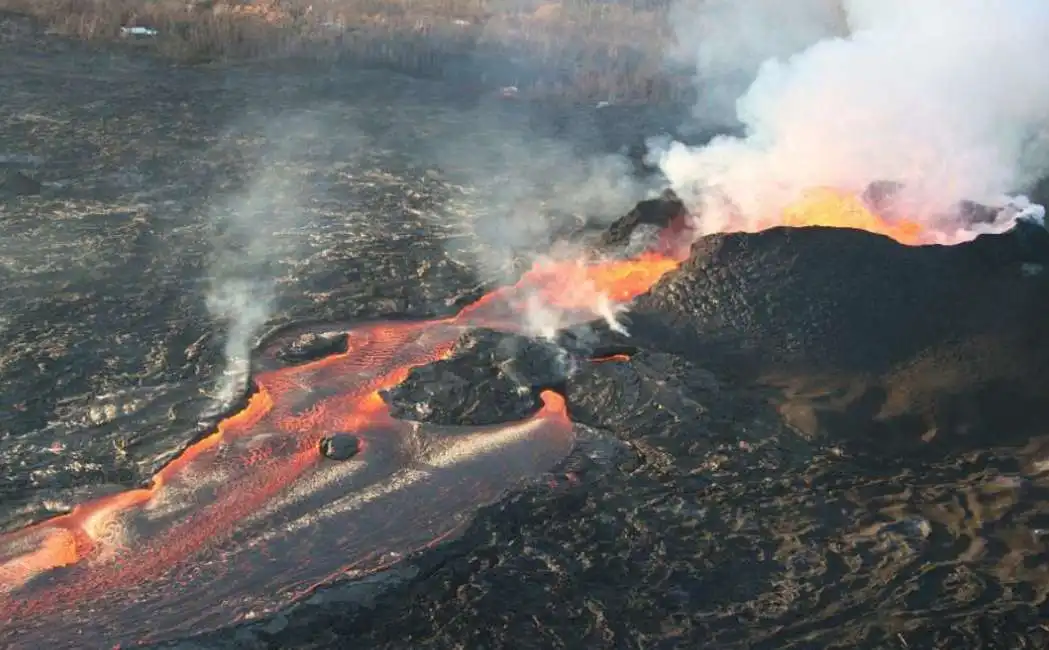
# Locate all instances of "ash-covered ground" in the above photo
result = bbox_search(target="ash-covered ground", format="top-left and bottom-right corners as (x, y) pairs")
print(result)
(4, 12), (1049, 650)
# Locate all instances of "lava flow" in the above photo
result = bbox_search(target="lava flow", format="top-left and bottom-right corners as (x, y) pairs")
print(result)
(0, 190), (928, 647)
(0, 216), (698, 648)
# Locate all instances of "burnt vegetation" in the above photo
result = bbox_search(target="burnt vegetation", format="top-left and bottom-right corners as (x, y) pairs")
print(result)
(0, 0), (691, 103)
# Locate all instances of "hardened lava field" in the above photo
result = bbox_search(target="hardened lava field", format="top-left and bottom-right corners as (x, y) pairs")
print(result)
(3, 13), (1049, 650)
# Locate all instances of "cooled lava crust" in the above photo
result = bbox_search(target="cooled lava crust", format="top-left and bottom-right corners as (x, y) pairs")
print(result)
(169, 193), (1049, 650)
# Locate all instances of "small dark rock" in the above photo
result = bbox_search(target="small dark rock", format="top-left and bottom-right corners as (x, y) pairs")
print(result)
(277, 332), (348, 365)
(956, 198), (1000, 224)
(319, 434), (361, 461)
(0, 170), (41, 197)
(598, 188), (687, 250)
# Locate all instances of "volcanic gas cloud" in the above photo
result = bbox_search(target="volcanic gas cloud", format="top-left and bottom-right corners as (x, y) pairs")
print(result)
(652, 0), (1049, 243)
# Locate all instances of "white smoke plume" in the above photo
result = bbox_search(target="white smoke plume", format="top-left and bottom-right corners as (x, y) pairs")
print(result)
(665, 0), (848, 129)
(434, 112), (650, 339)
(653, 0), (1049, 241)
(205, 111), (330, 406)
(206, 279), (272, 406)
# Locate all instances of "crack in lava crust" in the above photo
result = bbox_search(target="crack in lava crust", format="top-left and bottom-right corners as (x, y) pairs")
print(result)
(0, 229), (690, 648)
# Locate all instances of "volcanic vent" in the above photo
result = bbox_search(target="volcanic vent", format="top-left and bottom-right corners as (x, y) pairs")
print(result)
(616, 191), (1049, 459)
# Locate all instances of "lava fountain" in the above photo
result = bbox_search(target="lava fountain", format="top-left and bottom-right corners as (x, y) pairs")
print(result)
(0, 191), (937, 647)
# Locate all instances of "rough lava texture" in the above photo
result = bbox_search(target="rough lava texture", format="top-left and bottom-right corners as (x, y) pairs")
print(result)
(597, 188), (690, 251)
(628, 215), (1049, 458)
(383, 329), (567, 426)
(5, 13), (1049, 650)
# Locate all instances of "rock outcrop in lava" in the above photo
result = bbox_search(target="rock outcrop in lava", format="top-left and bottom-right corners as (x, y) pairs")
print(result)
(598, 188), (690, 250)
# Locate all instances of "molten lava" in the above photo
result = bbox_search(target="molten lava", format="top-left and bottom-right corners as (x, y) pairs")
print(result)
(769, 187), (928, 245)
(0, 189), (929, 647)
(590, 353), (633, 364)
(0, 223), (691, 648)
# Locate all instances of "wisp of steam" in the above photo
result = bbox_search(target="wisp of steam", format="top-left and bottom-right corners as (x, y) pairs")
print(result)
(205, 112), (327, 407)
(206, 278), (273, 406)
(651, 0), (1049, 241)
(433, 112), (648, 341)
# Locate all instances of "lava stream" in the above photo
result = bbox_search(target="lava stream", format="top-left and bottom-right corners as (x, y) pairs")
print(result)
(0, 228), (692, 648)
(0, 190), (927, 647)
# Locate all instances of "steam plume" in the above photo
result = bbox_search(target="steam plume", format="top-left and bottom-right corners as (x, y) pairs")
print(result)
(653, 0), (1049, 240)
(665, 0), (847, 129)
(206, 112), (327, 406)
(433, 112), (649, 338)
(206, 279), (272, 406)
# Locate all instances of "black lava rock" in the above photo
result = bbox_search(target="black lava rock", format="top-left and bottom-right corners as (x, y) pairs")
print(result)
(276, 332), (348, 365)
(319, 434), (361, 460)
(598, 188), (687, 250)
(627, 223), (1049, 454)
(383, 329), (572, 426)
(634, 224), (1049, 374)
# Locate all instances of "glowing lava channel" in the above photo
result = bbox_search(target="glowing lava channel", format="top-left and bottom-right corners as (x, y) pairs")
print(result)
(0, 193), (925, 647)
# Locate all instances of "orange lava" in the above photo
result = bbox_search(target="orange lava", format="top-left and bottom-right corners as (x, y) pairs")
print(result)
(0, 217), (688, 648)
(765, 187), (929, 245)
(0, 189), (926, 646)
(457, 213), (693, 330)
(591, 354), (632, 363)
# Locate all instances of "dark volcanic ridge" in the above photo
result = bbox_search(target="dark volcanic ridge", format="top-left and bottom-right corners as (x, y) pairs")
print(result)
(630, 210), (1049, 458)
